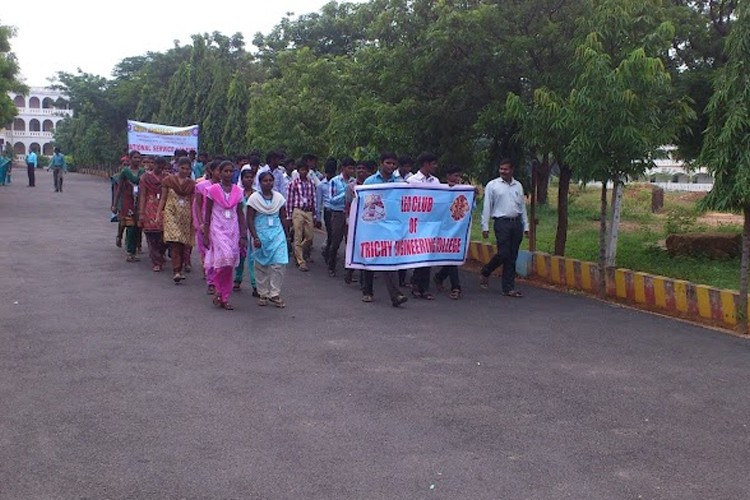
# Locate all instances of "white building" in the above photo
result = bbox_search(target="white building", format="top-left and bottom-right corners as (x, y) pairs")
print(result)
(1, 87), (73, 159)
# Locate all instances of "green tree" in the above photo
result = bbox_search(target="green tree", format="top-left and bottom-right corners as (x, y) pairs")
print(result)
(564, 0), (694, 295)
(698, 2), (750, 334)
(0, 22), (27, 127)
(222, 73), (250, 155)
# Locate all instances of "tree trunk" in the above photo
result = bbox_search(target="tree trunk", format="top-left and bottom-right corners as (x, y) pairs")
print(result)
(605, 178), (624, 267)
(739, 206), (750, 335)
(554, 164), (572, 256)
(598, 181), (608, 297)
(536, 156), (552, 206)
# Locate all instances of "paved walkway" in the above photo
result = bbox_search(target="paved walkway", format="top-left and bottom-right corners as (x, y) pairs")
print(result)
(1, 171), (749, 499)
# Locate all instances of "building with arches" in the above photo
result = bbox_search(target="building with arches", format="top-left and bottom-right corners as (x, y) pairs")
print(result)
(0, 87), (73, 159)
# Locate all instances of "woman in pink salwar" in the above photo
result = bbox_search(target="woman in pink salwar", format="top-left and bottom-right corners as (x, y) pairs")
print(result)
(203, 161), (246, 310)
(194, 160), (221, 295)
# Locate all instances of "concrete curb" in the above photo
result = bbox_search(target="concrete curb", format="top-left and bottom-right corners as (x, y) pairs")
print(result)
(467, 241), (742, 331)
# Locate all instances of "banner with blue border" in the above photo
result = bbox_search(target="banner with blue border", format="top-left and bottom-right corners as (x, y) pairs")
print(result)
(346, 184), (475, 270)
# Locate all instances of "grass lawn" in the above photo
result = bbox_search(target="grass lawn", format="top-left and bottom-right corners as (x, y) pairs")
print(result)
(470, 183), (742, 291)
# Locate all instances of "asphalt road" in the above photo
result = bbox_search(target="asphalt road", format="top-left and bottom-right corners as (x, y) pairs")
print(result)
(1, 171), (749, 499)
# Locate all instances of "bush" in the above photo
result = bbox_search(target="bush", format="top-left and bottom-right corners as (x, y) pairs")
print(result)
(665, 206), (697, 235)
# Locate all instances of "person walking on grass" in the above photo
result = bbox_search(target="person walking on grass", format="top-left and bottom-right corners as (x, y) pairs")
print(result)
(159, 157), (195, 283)
(247, 171), (290, 308)
(203, 160), (246, 310)
(480, 158), (529, 297)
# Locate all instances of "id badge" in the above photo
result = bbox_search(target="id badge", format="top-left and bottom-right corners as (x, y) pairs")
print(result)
(267, 217), (274, 227)
(224, 209), (232, 219)
(156, 193), (161, 200)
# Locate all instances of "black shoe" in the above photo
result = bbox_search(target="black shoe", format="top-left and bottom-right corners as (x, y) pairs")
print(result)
(391, 294), (408, 307)
(252, 287), (260, 298)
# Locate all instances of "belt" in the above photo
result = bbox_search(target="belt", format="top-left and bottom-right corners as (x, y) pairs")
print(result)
(494, 216), (520, 221)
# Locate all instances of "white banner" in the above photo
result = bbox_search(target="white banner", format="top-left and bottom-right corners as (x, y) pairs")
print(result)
(127, 120), (199, 155)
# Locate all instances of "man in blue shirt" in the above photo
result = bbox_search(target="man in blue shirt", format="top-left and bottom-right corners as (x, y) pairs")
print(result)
(361, 152), (408, 307)
(324, 157), (355, 277)
(26, 149), (38, 187)
(48, 147), (67, 192)
(318, 159), (337, 266)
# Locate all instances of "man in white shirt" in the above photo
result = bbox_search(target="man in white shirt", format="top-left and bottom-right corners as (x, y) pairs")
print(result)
(406, 152), (440, 300)
(480, 158), (529, 297)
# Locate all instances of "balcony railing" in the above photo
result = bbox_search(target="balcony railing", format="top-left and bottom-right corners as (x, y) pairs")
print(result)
(14, 107), (73, 117)
(5, 131), (54, 138)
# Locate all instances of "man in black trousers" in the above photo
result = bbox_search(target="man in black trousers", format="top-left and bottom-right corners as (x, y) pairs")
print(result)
(479, 159), (529, 297)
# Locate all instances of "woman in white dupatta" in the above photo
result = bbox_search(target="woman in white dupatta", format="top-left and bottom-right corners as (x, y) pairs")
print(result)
(247, 171), (290, 307)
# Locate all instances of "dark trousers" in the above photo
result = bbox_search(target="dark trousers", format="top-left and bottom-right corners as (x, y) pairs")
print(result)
(435, 266), (461, 290)
(169, 242), (186, 273)
(363, 271), (401, 301)
(326, 210), (347, 271)
(322, 208), (333, 252)
(145, 231), (166, 267)
(481, 217), (523, 293)
(125, 225), (139, 255)
(398, 269), (409, 287)
(53, 169), (63, 191)
(411, 267), (432, 294)
(27, 164), (35, 186)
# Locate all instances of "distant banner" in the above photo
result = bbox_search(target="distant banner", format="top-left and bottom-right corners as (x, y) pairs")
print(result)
(127, 120), (199, 155)
(346, 184), (475, 271)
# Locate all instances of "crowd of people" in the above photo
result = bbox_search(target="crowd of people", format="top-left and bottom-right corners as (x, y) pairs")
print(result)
(110, 149), (530, 311)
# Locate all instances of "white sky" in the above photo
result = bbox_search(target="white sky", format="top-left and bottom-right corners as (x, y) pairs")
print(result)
(3, 0), (352, 86)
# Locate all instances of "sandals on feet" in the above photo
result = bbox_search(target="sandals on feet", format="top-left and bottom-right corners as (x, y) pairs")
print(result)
(361, 295), (373, 303)
(503, 290), (524, 298)
(258, 297), (268, 306)
(233, 282), (241, 291)
(207, 284), (216, 295)
(449, 289), (462, 300)
(269, 296), (286, 308)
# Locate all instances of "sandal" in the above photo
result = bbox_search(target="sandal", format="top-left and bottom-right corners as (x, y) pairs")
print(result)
(411, 289), (424, 299)
(212, 294), (222, 307)
(233, 282), (241, 291)
(449, 289), (462, 300)
(126, 254), (140, 263)
(222, 302), (234, 310)
(207, 284), (215, 295)
(269, 296), (286, 308)
(503, 290), (524, 298)
(152, 265), (162, 272)
(258, 297), (268, 306)
(422, 292), (435, 301)
(362, 295), (373, 303)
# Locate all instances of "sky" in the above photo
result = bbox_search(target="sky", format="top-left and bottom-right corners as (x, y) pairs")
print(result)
(3, 0), (350, 86)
